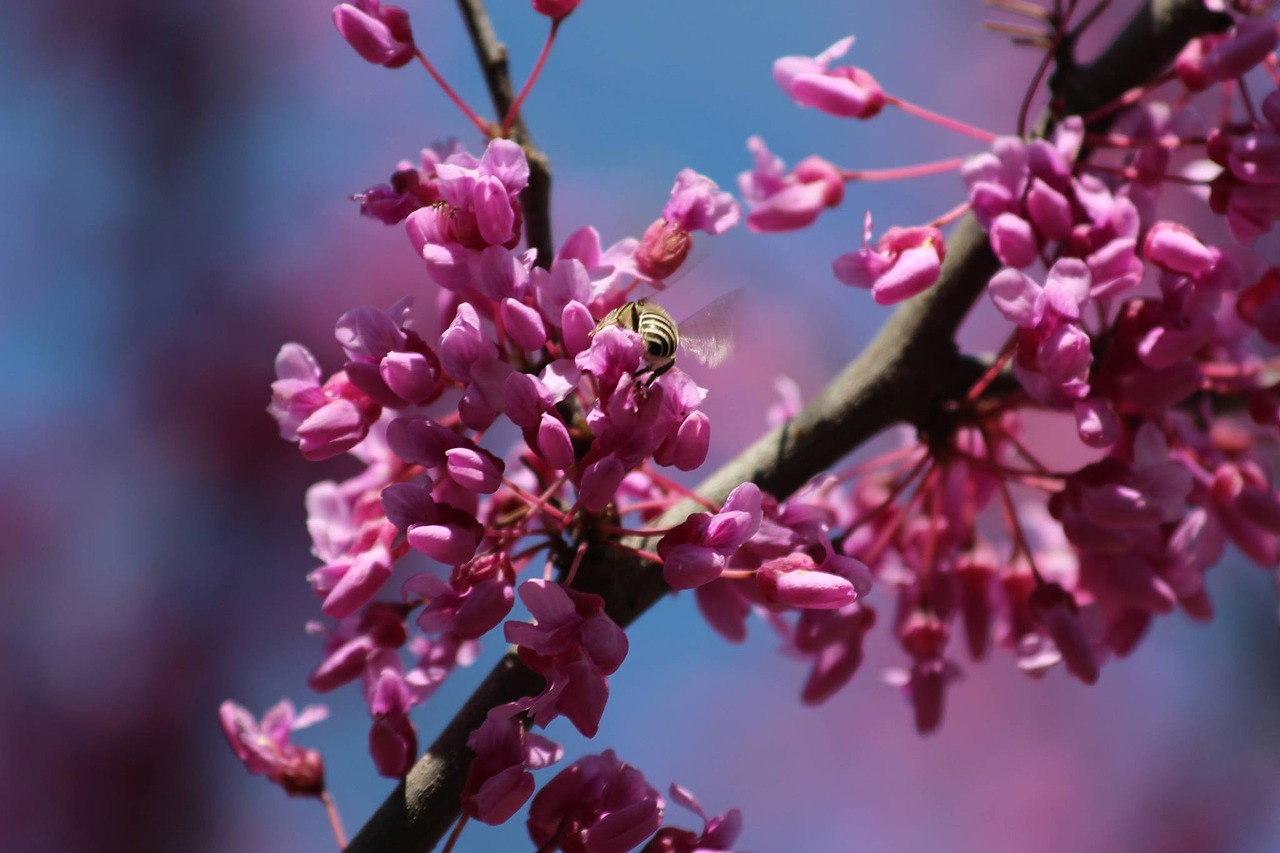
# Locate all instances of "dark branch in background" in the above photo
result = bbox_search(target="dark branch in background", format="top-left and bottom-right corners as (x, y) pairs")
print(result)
(454, 0), (555, 267)
(344, 2), (1231, 850)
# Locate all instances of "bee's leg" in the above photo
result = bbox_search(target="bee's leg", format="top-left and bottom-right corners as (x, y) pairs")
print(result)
(644, 358), (675, 387)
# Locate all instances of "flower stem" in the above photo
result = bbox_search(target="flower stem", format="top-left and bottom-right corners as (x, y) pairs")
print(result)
(884, 95), (998, 143)
(321, 791), (348, 850)
(416, 49), (494, 137)
(841, 157), (967, 183)
(441, 814), (469, 853)
(501, 19), (561, 137)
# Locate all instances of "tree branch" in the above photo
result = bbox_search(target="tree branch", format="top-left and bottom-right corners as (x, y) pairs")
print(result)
(344, 1), (1231, 850)
(454, 0), (555, 268)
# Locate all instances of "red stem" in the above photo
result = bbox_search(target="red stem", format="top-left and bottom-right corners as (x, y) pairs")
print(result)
(840, 157), (967, 183)
(416, 49), (493, 137)
(884, 95), (998, 143)
(321, 791), (348, 850)
(501, 19), (561, 137)
(441, 814), (469, 853)
(966, 331), (1019, 404)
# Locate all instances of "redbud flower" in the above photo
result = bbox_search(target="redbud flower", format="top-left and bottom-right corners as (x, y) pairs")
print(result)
(793, 603), (877, 705)
(1142, 221), (1219, 275)
(269, 344), (379, 461)
(364, 650), (417, 777)
(892, 612), (960, 734)
(336, 299), (444, 407)
(405, 556), (515, 640)
(532, 0), (581, 20)
(1237, 267), (1280, 343)
(527, 750), (664, 853)
(1075, 398), (1120, 448)
(462, 705), (563, 825)
(643, 784), (744, 853)
(354, 141), (467, 224)
(1029, 582), (1099, 685)
(1079, 423), (1192, 528)
(773, 36), (885, 119)
(505, 580), (629, 737)
(756, 551), (864, 610)
(658, 483), (763, 589)
(636, 170), (740, 280)
(1176, 17), (1278, 90)
(738, 136), (843, 232)
(219, 699), (328, 797)
(834, 213), (946, 305)
(333, 1), (415, 68)
(307, 604), (408, 692)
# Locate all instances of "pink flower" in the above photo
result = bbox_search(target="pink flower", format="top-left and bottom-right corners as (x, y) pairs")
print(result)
(404, 140), (529, 284)
(738, 136), (843, 232)
(642, 785), (744, 853)
(335, 298), (444, 407)
(333, 1), (415, 68)
(1078, 423), (1192, 528)
(269, 345), (380, 461)
(990, 259), (1097, 407)
(532, 0), (582, 20)
(657, 483), (763, 590)
(1029, 582), (1099, 684)
(527, 750), (664, 853)
(1176, 18), (1279, 91)
(505, 580), (629, 737)
(773, 36), (885, 119)
(462, 705), (562, 825)
(635, 170), (740, 280)
(307, 603), (408, 692)
(354, 141), (467, 224)
(404, 554), (515, 639)
(382, 476), (484, 566)
(833, 213), (945, 304)
(794, 603), (877, 705)
(756, 551), (863, 609)
(1236, 267), (1280, 343)
(1142, 221), (1219, 275)
(893, 612), (960, 734)
(363, 650), (418, 777)
(219, 699), (328, 797)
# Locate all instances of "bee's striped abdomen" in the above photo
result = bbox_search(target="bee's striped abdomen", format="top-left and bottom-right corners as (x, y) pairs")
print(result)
(635, 304), (678, 359)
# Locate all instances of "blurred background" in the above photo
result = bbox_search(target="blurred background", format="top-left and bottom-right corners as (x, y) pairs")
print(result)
(5, 1), (1280, 851)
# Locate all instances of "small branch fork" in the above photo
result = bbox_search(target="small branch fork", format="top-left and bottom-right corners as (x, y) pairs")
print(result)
(343, 1), (1232, 850)
(454, 0), (555, 268)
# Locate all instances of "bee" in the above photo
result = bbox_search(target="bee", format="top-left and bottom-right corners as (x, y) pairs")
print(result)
(594, 291), (740, 381)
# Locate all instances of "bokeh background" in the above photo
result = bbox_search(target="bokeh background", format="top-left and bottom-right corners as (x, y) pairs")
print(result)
(6, 1), (1280, 851)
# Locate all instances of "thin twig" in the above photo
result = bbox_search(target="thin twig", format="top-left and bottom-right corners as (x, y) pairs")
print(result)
(454, 0), (555, 267)
(342, 2), (1233, 850)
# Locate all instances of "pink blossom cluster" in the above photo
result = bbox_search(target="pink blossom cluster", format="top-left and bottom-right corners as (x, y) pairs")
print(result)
(225, 0), (1280, 848)
(723, 6), (1280, 733)
(256, 134), (752, 783)
(231, 29), (860, 831)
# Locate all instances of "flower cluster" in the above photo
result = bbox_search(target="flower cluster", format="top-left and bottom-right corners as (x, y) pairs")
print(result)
(235, 27), (794, 831)
(724, 5), (1280, 733)
(226, 1), (1280, 849)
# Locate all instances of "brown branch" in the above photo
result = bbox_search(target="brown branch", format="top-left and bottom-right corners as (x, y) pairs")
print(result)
(343, 1), (1231, 850)
(454, 0), (555, 268)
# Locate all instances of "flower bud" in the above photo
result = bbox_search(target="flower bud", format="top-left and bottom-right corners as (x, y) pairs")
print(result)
(635, 218), (692, 280)
(537, 413), (576, 470)
(758, 556), (857, 609)
(989, 212), (1038, 268)
(500, 298), (548, 351)
(333, 2), (415, 68)
(445, 446), (504, 493)
(532, 0), (581, 20)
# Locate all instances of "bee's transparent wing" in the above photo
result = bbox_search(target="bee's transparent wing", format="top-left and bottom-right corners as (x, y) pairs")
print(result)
(677, 290), (743, 368)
